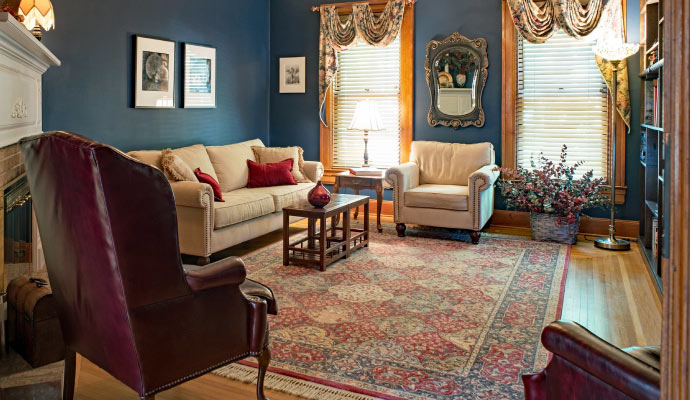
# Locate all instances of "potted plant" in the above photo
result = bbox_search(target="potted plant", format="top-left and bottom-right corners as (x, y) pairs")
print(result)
(495, 145), (608, 244)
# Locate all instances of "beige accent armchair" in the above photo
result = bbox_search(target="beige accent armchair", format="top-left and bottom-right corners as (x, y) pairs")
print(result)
(385, 141), (498, 244)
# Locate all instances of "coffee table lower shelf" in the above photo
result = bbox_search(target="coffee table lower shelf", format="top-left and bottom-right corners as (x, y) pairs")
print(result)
(285, 227), (368, 269)
(282, 194), (370, 271)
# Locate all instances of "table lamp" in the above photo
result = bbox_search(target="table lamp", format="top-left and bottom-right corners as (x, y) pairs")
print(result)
(349, 100), (384, 167)
(592, 40), (639, 250)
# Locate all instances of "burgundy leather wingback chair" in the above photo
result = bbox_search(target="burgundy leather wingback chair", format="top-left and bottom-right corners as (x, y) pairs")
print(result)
(20, 131), (278, 400)
(523, 321), (660, 400)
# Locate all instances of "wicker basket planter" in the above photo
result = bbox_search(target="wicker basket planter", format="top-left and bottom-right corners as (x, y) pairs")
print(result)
(530, 212), (579, 244)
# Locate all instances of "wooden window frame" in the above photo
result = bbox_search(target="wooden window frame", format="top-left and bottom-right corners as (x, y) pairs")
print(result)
(319, 1), (414, 185)
(501, 0), (627, 203)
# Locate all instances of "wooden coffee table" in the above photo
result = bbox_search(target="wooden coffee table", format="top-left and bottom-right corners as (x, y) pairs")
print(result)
(283, 194), (369, 271)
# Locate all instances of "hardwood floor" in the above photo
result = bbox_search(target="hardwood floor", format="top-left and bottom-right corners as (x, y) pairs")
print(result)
(75, 217), (661, 399)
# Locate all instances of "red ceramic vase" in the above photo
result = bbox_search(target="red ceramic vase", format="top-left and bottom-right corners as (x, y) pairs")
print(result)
(308, 181), (331, 208)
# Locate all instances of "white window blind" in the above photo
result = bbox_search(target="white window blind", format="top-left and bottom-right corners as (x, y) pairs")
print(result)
(333, 35), (401, 168)
(517, 30), (609, 178)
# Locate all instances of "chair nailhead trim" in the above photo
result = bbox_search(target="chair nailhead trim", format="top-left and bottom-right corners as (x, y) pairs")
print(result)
(201, 190), (212, 256)
(142, 350), (265, 398)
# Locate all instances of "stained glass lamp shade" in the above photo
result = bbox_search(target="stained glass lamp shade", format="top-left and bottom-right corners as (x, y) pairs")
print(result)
(17, 0), (54, 39)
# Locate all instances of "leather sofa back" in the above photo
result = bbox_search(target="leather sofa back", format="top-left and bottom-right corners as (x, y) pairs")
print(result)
(410, 141), (494, 186)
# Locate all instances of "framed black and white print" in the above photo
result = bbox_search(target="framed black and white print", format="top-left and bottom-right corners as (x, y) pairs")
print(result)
(184, 44), (216, 108)
(135, 36), (176, 108)
(279, 57), (306, 93)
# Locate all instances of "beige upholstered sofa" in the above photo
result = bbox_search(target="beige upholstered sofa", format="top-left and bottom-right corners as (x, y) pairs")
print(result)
(385, 141), (498, 244)
(129, 139), (324, 264)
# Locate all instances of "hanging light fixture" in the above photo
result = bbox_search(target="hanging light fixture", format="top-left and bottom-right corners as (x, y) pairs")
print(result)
(1, 0), (54, 40)
(19, 0), (54, 40)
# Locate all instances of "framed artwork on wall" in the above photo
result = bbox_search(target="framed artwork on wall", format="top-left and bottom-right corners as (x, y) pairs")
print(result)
(135, 36), (175, 108)
(279, 57), (306, 93)
(184, 44), (216, 108)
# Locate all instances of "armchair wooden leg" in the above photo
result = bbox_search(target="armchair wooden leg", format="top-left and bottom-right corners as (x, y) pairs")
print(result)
(396, 223), (406, 237)
(257, 348), (271, 400)
(196, 256), (211, 266)
(62, 350), (76, 400)
(470, 231), (481, 244)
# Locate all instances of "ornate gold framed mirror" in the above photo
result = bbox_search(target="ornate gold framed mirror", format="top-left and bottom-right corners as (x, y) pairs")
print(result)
(425, 33), (488, 129)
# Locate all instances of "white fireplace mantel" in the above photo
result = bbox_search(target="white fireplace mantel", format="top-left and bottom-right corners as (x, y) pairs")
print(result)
(0, 12), (60, 149)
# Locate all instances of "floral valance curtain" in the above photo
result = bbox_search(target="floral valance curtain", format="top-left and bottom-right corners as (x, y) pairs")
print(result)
(507, 0), (631, 129)
(507, 0), (608, 43)
(318, 0), (411, 126)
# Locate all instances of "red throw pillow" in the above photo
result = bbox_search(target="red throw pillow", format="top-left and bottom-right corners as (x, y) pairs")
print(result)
(247, 159), (297, 188)
(194, 168), (224, 202)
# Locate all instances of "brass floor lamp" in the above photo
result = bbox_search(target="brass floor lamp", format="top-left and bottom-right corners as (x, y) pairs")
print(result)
(592, 42), (639, 250)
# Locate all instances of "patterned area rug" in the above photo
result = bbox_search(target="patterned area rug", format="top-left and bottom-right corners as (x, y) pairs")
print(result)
(214, 224), (570, 400)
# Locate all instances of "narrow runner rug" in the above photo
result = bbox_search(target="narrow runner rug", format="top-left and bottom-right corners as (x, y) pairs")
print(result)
(214, 224), (570, 399)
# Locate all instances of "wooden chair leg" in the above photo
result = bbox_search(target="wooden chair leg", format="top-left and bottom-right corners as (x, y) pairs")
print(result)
(396, 223), (406, 237)
(62, 350), (76, 400)
(257, 348), (271, 400)
(470, 231), (481, 244)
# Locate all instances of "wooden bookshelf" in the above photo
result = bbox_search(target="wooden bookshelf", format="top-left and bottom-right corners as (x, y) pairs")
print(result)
(638, 0), (665, 294)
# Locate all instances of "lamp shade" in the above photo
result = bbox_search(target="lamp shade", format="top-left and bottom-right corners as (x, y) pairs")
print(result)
(349, 100), (384, 132)
(18, 0), (54, 31)
(593, 41), (639, 61)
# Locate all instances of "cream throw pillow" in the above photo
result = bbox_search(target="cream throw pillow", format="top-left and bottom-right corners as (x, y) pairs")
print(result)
(161, 149), (198, 182)
(252, 146), (310, 183)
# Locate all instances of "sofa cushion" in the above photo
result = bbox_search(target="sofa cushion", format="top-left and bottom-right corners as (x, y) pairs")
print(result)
(251, 182), (316, 210)
(161, 149), (198, 182)
(404, 184), (469, 211)
(252, 146), (310, 183)
(171, 144), (219, 184)
(206, 139), (265, 192)
(247, 159), (297, 188)
(214, 190), (275, 229)
(195, 168), (224, 202)
(127, 150), (172, 179)
(410, 141), (494, 186)
(127, 150), (163, 169)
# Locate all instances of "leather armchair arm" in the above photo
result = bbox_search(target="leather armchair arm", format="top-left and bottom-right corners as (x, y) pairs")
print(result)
(169, 181), (214, 209)
(385, 162), (420, 192)
(468, 164), (499, 193)
(303, 161), (325, 183)
(241, 279), (278, 353)
(468, 164), (499, 231)
(183, 257), (247, 292)
(241, 279), (278, 315)
(541, 321), (660, 400)
(385, 162), (419, 223)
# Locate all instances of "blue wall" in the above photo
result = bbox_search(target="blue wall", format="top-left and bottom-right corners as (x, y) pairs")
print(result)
(41, 0), (270, 152)
(269, 0), (642, 220)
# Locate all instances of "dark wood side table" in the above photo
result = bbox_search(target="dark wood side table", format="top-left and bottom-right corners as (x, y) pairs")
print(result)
(283, 194), (369, 271)
(333, 171), (385, 233)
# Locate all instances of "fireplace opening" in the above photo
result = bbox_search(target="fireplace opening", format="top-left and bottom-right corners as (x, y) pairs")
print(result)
(4, 177), (32, 265)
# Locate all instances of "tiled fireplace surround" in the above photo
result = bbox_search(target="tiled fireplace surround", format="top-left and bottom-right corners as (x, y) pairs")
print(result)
(0, 143), (46, 291)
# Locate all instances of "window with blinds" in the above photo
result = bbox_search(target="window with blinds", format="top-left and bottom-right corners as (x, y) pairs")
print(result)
(517, 30), (609, 178)
(332, 35), (401, 168)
